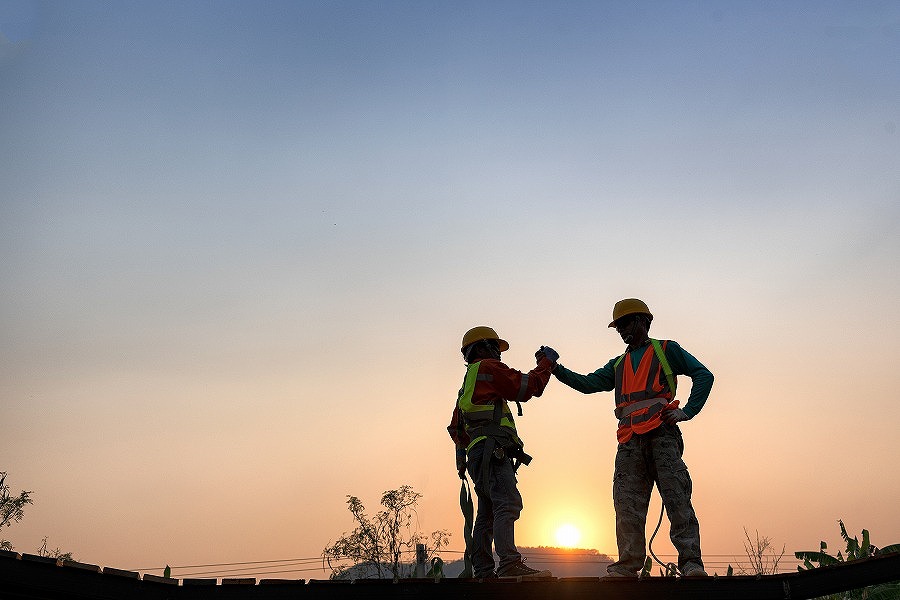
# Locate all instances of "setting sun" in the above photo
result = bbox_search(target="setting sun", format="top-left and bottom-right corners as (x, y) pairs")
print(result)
(555, 523), (582, 547)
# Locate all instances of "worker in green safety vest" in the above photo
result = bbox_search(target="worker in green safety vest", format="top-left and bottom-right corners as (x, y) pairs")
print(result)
(448, 326), (557, 579)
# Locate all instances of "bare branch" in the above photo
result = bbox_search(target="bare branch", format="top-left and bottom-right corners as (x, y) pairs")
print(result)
(322, 486), (449, 580)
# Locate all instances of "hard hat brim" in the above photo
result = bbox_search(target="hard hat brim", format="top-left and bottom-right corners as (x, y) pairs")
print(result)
(461, 338), (509, 352)
(609, 314), (652, 328)
(461, 326), (509, 352)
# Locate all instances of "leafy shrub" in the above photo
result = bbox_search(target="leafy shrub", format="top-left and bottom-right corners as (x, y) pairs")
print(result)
(795, 520), (900, 600)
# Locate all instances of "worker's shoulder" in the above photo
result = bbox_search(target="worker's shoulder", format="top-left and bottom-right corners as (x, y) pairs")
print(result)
(660, 340), (712, 370)
(478, 358), (511, 371)
(661, 339), (695, 358)
(478, 358), (530, 378)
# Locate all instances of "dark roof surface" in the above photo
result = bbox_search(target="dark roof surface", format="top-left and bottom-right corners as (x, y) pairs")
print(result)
(2, 548), (899, 600)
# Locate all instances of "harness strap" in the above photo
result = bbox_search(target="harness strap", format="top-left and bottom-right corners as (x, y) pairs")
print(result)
(476, 396), (505, 492)
(458, 478), (474, 578)
(478, 437), (496, 493)
(650, 339), (677, 397)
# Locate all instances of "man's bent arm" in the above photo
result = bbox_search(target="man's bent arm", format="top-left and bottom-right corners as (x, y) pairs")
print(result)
(666, 341), (714, 418)
(482, 357), (555, 402)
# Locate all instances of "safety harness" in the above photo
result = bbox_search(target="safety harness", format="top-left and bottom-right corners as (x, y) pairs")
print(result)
(613, 339), (679, 443)
(468, 396), (533, 495)
(456, 363), (532, 484)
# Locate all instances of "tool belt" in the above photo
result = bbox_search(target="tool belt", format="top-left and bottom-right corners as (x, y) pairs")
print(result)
(475, 436), (532, 493)
(466, 397), (532, 492)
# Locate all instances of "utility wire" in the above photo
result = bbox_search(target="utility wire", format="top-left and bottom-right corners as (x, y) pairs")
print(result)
(177, 565), (342, 578)
(136, 549), (802, 577)
(133, 556), (326, 572)
(170, 559), (333, 576)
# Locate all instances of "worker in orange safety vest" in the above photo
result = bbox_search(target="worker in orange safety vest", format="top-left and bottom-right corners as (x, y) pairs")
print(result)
(548, 299), (714, 578)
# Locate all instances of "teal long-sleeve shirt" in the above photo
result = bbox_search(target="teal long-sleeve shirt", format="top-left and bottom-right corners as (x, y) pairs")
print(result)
(553, 340), (714, 419)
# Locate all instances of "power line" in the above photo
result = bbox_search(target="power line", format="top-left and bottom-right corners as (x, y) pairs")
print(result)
(134, 549), (805, 579)
(172, 559), (331, 575)
(132, 556), (326, 572)
(177, 565), (341, 578)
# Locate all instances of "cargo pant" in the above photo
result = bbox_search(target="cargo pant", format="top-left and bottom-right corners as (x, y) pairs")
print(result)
(608, 424), (703, 576)
(466, 441), (523, 577)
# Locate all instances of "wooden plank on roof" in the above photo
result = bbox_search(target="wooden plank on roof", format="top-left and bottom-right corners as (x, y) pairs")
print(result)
(20, 552), (58, 566)
(142, 572), (179, 585)
(102, 566), (141, 579)
(223, 577), (257, 585)
(62, 559), (101, 573)
(183, 578), (218, 586)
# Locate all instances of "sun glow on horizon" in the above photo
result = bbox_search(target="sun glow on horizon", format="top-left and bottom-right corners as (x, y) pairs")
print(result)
(555, 523), (582, 548)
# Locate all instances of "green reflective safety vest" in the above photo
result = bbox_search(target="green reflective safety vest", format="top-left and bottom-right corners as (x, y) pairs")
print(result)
(456, 361), (524, 453)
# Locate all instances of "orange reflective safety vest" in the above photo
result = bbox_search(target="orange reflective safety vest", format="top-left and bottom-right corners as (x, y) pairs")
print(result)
(613, 339), (680, 444)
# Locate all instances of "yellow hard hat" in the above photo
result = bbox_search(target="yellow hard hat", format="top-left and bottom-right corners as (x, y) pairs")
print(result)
(608, 298), (653, 327)
(461, 326), (509, 352)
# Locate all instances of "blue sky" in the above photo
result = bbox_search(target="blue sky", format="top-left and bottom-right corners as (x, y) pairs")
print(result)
(1, 0), (898, 576)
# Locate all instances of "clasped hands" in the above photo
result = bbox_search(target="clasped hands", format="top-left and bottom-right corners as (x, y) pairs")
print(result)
(534, 345), (559, 364)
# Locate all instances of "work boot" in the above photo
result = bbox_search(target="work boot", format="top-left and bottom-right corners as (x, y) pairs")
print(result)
(604, 569), (638, 578)
(682, 564), (708, 577)
(497, 560), (552, 579)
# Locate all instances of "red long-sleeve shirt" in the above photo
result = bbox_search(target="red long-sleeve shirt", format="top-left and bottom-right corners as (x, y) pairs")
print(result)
(447, 357), (555, 451)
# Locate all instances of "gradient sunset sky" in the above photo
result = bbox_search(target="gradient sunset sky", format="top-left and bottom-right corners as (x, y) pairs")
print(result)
(2, 0), (898, 578)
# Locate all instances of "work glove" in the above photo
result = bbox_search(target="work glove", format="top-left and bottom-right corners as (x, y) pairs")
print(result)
(662, 407), (690, 425)
(535, 345), (559, 363)
(456, 451), (467, 480)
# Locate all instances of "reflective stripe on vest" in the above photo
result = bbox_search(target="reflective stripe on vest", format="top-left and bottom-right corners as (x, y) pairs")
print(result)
(613, 339), (677, 443)
(456, 361), (521, 452)
(616, 397), (667, 419)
